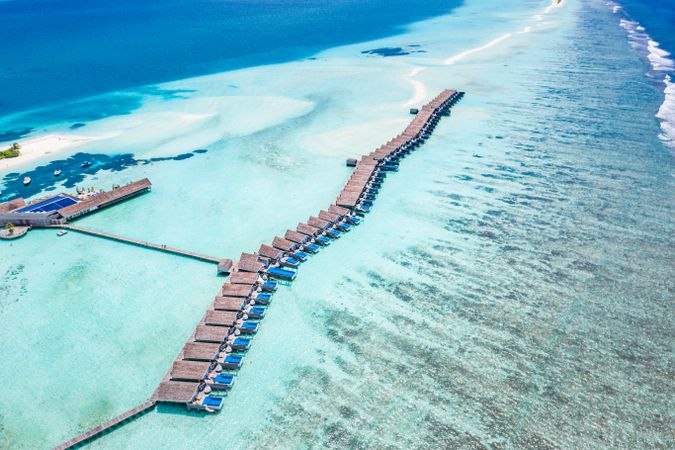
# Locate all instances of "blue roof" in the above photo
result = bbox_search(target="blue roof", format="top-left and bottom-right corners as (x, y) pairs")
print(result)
(15, 194), (78, 213)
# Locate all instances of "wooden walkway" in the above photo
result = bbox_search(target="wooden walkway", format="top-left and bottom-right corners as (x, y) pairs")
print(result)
(59, 225), (222, 264)
(52, 400), (156, 450)
(53, 89), (465, 450)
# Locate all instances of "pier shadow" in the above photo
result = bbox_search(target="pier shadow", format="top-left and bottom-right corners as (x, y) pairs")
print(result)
(0, 149), (208, 201)
(155, 403), (211, 417)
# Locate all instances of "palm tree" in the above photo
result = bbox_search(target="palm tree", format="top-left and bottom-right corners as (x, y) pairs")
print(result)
(5, 222), (14, 235)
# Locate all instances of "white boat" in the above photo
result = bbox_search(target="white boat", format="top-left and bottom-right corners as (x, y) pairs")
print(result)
(23, 177), (31, 185)
(57, 230), (68, 237)
(54, 169), (62, 176)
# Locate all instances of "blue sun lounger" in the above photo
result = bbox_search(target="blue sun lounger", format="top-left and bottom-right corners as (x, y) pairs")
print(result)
(304, 243), (320, 253)
(223, 354), (243, 370)
(336, 222), (351, 231)
(212, 374), (235, 390)
(282, 256), (300, 268)
(247, 307), (267, 319)
(326, 229), (341, 239)
(203, 396), (224, 410)
(261, 280), (278, 291)
(356, 205), (370, 216)
(267, 267), (296, 281)
(232, 337), (251, 351)
(316, 236), (330, 246)
(255, 292), (272, 305)
(240, 321), (258, 334)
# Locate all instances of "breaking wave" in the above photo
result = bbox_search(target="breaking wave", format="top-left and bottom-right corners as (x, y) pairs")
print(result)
(609, 1), (675, 149)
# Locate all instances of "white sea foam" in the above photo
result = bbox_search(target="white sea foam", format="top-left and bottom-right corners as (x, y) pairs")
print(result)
(444, 33), (513, 65)
(444, 0), (565, 67)
(612, 2), (675, 148)
(656, 75), (675, 147)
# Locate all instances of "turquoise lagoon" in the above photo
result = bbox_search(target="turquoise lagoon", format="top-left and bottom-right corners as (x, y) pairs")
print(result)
(0, 0), (673, 448)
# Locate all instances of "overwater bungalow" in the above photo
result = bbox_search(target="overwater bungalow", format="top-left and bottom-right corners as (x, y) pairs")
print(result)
(155, 381), (199, 404)
(182, 342), (220, 362)
(258, 244), (283, 262)
(194, 325), (231, 343)
(213, 296), (248, 312)
(229, 271), (260, 285)
(284, 229), (320, 253)
(237, 252), (266, 273)
(169, 360), (212, 383)
(204, 310), (239, 327)
(221, 283), (254, 298)
(272, 236), (298, 253)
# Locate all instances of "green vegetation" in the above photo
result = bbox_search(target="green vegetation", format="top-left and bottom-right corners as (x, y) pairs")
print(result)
(5, 222), (14, 235)
(0, 143), (21, 159)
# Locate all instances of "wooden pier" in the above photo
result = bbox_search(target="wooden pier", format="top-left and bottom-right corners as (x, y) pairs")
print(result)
(53, 89), (464, 449)
(59, 224), (224, 265)
(53, 400), (156, 450)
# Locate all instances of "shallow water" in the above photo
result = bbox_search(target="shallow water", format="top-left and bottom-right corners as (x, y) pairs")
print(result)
(0, 0), (673, 449)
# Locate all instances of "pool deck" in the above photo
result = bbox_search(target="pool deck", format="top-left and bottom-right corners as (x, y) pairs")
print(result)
(52, 89), (465, 450)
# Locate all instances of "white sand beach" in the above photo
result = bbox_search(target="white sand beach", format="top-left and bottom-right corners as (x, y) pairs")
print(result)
(0, 134), (97, 170)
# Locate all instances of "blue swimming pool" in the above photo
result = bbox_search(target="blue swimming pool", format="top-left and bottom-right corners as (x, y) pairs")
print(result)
(15, 194), (78, 213)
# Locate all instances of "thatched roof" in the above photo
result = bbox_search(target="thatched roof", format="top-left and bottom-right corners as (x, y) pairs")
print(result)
(182, 342), (220, 362)
(258, 244), (282, 260)
(204, 310), (238, 327)
(213, 296), (246, 311)
(0, 197), (26, 214)
(285, 230), (309, 244)
(308, 216), (329, 230)
(58, 178), (151, 219)
(297, 223), (320, 236)
(194, 325), (229, 343)
(221, 283), (253, 298)
(238, 252), (264, 273)
(328, 204), (350, 216)
(229, 271), (259, 285)
(319, 210), (340, 222)
(155, 381), (199, 403)
(272, 236), (296, 252)
(170, 361), (211, 382)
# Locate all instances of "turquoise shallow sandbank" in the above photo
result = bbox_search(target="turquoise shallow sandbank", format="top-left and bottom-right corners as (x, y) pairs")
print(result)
(0, 0), (674, 449)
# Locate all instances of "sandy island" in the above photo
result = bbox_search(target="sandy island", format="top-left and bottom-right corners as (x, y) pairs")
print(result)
(0, 134), (99, 171)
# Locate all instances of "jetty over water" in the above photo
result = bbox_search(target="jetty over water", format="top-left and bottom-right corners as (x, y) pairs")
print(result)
(53, 89), (464, 449)
(60, 224), (224, 265)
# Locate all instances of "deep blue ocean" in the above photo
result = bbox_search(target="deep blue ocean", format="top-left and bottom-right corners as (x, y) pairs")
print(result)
(0, 0), (456, 116)
(620, 0), (675, 51)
